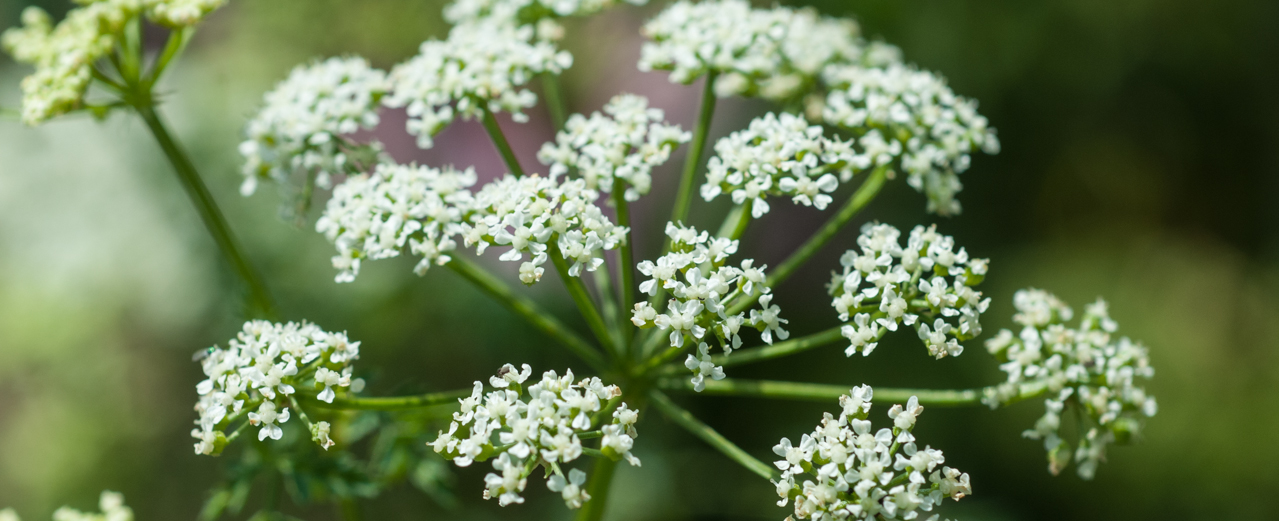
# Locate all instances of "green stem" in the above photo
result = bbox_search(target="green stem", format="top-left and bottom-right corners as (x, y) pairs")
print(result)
(134, 104), (278, 318)
(669, 71), (718, 229)
(656, 378), (1049, 407)
(575, 455), (617, 521)
(447, 257), (607, 371)
(715, 201), (753, 240)
(592, 265), (626, 355)
(696, 326), (845, 373)
(648, 389), (777, 480)
(304, 388), (474, 411)
(549, 243), (618, 359)
(765, 164), (889, 291)
(481, 107), (526, 178)
(611, 186), (636, 355)
(542, 72), (567, 132)
(144, 27), (190, 89)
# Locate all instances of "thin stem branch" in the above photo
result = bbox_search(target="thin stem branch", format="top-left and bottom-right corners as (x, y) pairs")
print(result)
(575, 455), (617, 521)
(134, 104), (278, 318)
(542, 72), (568, 132)
(656, 378), (1050, 407)
(592, 265), (626, 355)
(145, 26), (190, 89)
(481, 107), (526, 178)
(694, 326), (845, 373)
(648, 389), (778, 480)
(669, 71), (718, 229)
(611, 186), (636, 355)
(447, 257), (608, 371)
(765, 164), (889, 291)
(549, 244), (619, 359)
(303, 388), (474, 411)
(715, 201), (752, 240)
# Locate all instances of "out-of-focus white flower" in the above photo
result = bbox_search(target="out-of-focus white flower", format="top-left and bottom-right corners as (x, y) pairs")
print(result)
(146, 0), (227, 27)
(192, 321), (361, 454)
(830, 223), (990, 359)
(539, 94), (690, 201)
(385, 20), (572, 149)
(431, 366), (639, 509)
(772, 385), (970, 520)
(444, 0), (647, 40)
(239, 57), (390, 204)
(984, 290), (1157, 480)
(702, 112), (853, 217)
(50, 490), (134, 521)
(820, 63), (999, 215)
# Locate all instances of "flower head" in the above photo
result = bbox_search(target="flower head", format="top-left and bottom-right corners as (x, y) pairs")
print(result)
(984, 290), (1157, 479)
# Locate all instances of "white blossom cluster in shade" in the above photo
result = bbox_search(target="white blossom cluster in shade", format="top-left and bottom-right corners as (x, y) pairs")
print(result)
(1, 1), (226, 126)
(638, 0), (886, 102)
(983, 289), (1157, 480)
(772, 385), (972, 520)
(829, 223), (990, 359)
(821, 63), (1000, 216)
(444, 0), (647, 41)
(192, 320), (363, 455)
(316, 163), (477, 283)
(430, 364), (641, 509)
(32, 490), (134, 521)
(630, 223), (787, 387)
(701, 112), (858, 218)
(239, 57), (390, 200)
(384, 20), (572, 149)
(538, 94), (691, 201)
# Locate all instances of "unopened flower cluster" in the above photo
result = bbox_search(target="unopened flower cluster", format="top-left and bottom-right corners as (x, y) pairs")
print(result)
(430, 364), (640, 509)
(630, 223), (787, 389)
(0, 490), (133, 521)
(239, 57), (389, 200)
(538, 94), (691, 201)
(983, 289), (1157, 479)
(385, 20), (572, 148)
(773, 385), (971, 520)
(701, 112), (859, 218)
(192, 320), (362, 455)
(821, 63), (999, 215)
(830, 223), (990, 360)
(444, 0), (647, 41)
(639, 0), (878, 102)
(1, 1), (226, 125)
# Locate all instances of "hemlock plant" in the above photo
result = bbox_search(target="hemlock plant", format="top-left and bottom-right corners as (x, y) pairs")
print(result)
(2, 0), (1157, 519)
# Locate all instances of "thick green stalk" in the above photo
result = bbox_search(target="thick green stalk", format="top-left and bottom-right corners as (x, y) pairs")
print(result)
(669, 71), (718, 228)
(481, 107), (526, 178)
(304, 388), (473, 411)
(765, 164), (889, 290)
(549, 244), (619, 358)
(574, 456), (617, 521)
(542, 72), (568, 132)
(611, 187), (636, 355)
(656, 378), (1050, 407)
(447, 257), (607, 371)
(648, 389), (778, 480)
(715, 201), (753, 240)
(135, 105), (277, 318)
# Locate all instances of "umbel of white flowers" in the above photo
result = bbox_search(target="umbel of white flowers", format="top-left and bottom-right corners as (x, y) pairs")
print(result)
(773, 385), (971, 520)
(983, 289), (1158, 479)
(191, 320), (363, 455)
(430, 364), (641, 509)
(1, 490), (134, 521)
(829, 222), (990, 359)
(1, 0), (227, 125)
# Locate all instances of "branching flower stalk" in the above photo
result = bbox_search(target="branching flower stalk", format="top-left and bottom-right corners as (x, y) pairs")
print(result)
(3, 0), (1159, 519)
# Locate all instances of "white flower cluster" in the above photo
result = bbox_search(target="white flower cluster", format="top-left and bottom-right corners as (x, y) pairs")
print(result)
(444, 0), (647, 40)
(239, 57), (390, 199)
(773, 385), (971, 520)
(192, 320), (363, 455)
(1, 1), (226, 125)
(638, 0), (878, 102)
(316, 163), (476, 282)
(701, 112), (857, 218)
(630, 223), (787, 387)
(538, 94), (691, 201)
(318, 164), (627, 285)
(430, 364), (641, 509)
(30, 491), (134, 521)
(830, 223), (990, 359)
(821, 63), (1000, 216)
(983, 290), (1157, 479)
(385, 21), (572, 148)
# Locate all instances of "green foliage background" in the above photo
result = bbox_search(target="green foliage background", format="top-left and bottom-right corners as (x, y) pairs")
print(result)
(0, 0), (1276, 519)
